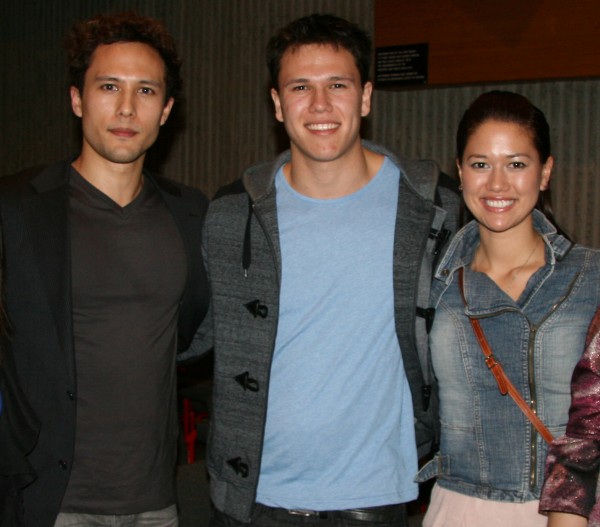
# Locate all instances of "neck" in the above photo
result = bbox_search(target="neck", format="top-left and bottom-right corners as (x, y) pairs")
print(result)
(474, 224), (540, 271)
(472, 221), (544, 300)
(72, 153), (145, 207)
(285, 145), (384, 199)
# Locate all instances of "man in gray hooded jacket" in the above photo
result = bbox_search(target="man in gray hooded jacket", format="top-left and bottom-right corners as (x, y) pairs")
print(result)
(193, 13), (460, 527)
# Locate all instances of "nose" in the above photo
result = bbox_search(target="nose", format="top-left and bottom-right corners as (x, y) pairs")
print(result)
(310, 87), (332, 113)
(116, 90), (136, 117)
(486, 166), (509, 191)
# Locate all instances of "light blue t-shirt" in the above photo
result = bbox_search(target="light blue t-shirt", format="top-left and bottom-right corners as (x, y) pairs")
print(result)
(256, 157), (418, 510)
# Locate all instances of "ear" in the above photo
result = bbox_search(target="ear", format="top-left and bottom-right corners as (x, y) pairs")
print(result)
(456, 159), (463, 183)
(540, 155), (554, 191)
(271, 88), (283, 123)
(160, 97), (175, 126)
(70, 86), (83, 118)
(360, 81), (373, 117)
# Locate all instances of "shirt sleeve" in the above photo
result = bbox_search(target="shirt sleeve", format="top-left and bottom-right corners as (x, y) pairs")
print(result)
(539, 435), (600, 517)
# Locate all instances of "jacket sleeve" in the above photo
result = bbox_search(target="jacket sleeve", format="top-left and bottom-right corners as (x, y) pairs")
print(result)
(177, 218), (214, 363)
(539, 435), (600, 517)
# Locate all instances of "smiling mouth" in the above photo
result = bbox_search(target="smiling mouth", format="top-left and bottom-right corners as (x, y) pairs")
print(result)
(485, 199), (514, 208)
(306, 123), (339, 131)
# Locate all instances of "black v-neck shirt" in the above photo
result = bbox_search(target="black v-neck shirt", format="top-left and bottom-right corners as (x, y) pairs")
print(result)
(62, 169), (187, 513)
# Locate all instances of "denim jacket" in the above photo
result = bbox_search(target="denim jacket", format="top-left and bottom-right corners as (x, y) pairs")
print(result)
(417, 210), (600, 502)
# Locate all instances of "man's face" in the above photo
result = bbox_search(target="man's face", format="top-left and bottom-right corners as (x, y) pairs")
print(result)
(271, 44), (372, 166)
(70, 41), (173, 168)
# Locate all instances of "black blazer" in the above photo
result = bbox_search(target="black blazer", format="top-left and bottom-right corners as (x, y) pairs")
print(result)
(0, 161), (210, 527)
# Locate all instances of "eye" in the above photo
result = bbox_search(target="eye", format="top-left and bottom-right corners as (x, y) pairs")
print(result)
(139, 87), (156, 95)
(291, 85), (308, 91)
(101, 84), (118, 92)
(330, 82), (346, 89)
(509, 161), (527, 169)
(470, 162), (488, 169)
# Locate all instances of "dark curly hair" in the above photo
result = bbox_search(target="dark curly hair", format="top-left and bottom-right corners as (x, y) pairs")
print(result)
(64, 11), (182, 102)
(266, 13), (372, 90)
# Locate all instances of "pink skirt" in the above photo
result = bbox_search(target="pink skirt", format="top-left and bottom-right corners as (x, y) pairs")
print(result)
(423, 484), (548, 527)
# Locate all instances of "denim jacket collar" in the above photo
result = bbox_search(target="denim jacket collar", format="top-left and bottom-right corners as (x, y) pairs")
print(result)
(434, 210), (573, 285)
(432, 210), (575, 316)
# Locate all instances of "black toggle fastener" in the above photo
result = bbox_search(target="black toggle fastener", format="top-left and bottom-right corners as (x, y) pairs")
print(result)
(235, 372), (259, 392)
(245, 300), (268, 318)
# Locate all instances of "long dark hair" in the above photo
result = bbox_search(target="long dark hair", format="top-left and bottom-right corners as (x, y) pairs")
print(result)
(456, 90), (571, 240)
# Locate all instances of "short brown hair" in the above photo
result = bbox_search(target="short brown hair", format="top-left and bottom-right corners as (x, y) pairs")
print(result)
(266, 13), (372, 90)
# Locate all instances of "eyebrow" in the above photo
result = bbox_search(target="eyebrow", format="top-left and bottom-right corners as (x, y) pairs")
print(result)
(467, 152), (533, 159)
(93, 75), (162, 87)
(282, 75), (355, 88)
(506, 153), (533, 158)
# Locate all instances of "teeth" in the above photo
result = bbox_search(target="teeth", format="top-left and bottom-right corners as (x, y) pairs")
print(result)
(486, 199), (514, 208)
(307, 123), (338, 130)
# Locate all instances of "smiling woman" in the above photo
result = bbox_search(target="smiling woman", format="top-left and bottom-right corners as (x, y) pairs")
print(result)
(453, 91), (564, 301)
(417, 91), (600, 527)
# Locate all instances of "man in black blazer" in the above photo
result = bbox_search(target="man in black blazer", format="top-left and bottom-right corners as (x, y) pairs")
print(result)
(0, 12), (209, 527)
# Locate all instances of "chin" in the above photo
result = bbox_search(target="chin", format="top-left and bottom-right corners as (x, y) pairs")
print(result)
(107, 151), (146, 165)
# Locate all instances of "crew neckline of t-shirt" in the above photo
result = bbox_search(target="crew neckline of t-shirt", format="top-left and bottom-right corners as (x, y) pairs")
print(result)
(276, 156), (392, 204)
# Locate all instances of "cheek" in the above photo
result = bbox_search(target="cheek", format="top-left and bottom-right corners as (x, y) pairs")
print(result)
(460, 175), (485, 210)
(280, 100), (306, 124)
(514, 173), (543, 196)
(459, 171), (480, 192)
(462, 192), (480, 212)
(82, 98), (111, 122)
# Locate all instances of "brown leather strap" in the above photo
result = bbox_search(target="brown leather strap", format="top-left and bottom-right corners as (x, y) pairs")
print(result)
(458, 268), (554, 444)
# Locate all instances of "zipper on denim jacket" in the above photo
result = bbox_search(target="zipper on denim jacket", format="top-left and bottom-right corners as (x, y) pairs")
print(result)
(527, 272), (580, 490)
(527, 324), (538, 489)
(473, 273), (580, 492)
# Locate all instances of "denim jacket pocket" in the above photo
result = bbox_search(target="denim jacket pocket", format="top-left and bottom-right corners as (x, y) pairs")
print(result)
(415, 453), (450, 482)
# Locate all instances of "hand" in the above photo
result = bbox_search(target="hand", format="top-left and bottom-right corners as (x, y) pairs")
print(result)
(547, 511), (588, 527)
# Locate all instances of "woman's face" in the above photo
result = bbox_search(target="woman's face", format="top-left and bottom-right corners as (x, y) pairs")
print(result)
(457, 119), (553, 236)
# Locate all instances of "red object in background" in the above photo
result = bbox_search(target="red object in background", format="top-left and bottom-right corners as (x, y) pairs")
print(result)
(182, 397), (209, 464)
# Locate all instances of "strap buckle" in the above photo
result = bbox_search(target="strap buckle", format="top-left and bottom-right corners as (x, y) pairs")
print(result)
(484, 355), (508, 395)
